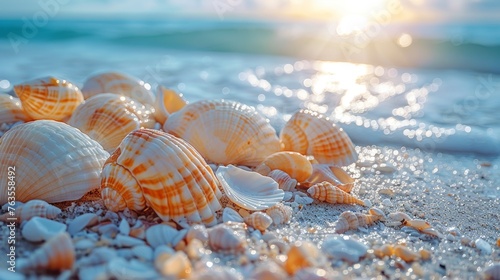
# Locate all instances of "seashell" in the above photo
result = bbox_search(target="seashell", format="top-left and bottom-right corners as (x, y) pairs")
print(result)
(284, 241), (322, 275)
(483, 263), (500, 280)
(190, 265), (244, 280)
(402, 219), (431, 231)
(294, 194), (314, 205)
(130, 221), (146, 240)
(475, 238), (493, 255)
(146, 224), (180, 247)
(251, 261), (288, 280)
(22, 217), (67, 242)
(77, 247), (118, 266)
(388, 212), (412, 222)
(185, 238), (204, 260)
(304, 164), (355, 193)
(321, 235), (368, 263)
(14, 76), (84, 121)
(244, 212), (273, 232)
(155, 251), (192, 278)
(335, 211), (380, 234)
(119, 219), (130, 236)
(164, 99), (280, 167)
(420, 228), (443, 238)
(368, 207), (387, 221)
(81, 72), (155, 105)
(108, 257), (160, 279)
(68, 213), (99, 235)
(266, 203), (293, 225)
(294, 268), (332, 280)
(19, 232), (75, 272)
(186, 224), (209, 244)
(74, 238), (95, 250)
(68, 93), (155, 152)
(373, 244), (394, 258)
(267, 169), (297, 191)
(0, 120), (109, 204)
(307, 182), (365, 206)
(208, 223), (247, 253)
(393, 245), (420, 262)
(113, 234), (146, 248)
(279, 109), (357, 166)
(101, 129), (222, 226)
(419, 248), (431, 261)
(0, 199), (61, 223)
(216, 165), (284, 211)
(132, 245), (154, 261)
(154, 85), (187, 124)
(0, 93), (31, 124)
(255, 151), (313, 182)
(222, 207), (244, 223)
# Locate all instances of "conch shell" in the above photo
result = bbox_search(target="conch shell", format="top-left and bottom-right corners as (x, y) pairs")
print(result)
(0, 93), (31, 124)
(13, 76), (84, 121)
(164, 99), (280, 167)
(100, 129), (222, 226)
(68, 93), (155, 152)
(280, 109), (357, 166)
(0, 120), (109, 204)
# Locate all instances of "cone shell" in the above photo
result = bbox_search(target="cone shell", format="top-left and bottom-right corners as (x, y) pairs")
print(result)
(164, 99), (280, 167)
(81, 72), (155, 105)
(267, 169), (297, 191)
(0, 120), (109, 204)
(13, 76), (84, 121)
(305, 164), (355, 193)
(0, 93), (31, 124)
(154, 85), (187, 124)
(255, 151), (312, 182)
(0, 200), (61, 223)
(68, 93), (155, 152)
(244, 212), (273, 232)
(279, 109), (357, 166)
(208, 223), (246, 253)
(307, 182), (365, 206)
(20, 232), (75, 272)
(100, 129), (222, 226)
(265, 203), (293, 225)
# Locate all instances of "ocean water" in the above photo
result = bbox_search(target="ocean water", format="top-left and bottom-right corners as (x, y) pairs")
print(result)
(1, 19), (499, 157)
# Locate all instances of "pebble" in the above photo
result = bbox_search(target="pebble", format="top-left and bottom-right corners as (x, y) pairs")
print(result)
(119, 219), (130, 236)
(113, 234), (146, 247)
(21, 217), (66, 242)
(67, 213), (99, 235)
(78, 264), (108, 280)
(98, 223), (119, 237)
(382, 198), (393, 207)
(283, 191), (294, 201)
(132, 245), (154, 262)
(375, 163), (397, 174)
(475, 238), (492, 255)
(108, 257), (160, 279)
(321, 235), (368, 263)
(74, 239), (96, 250)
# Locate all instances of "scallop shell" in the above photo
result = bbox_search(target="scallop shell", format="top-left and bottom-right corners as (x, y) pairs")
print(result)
(0, 120), (109, 204)
(154, 85), (187, 124)
(267, 169), (297, 191)
(265, 203), (293, 225)
(279, 109), (357, 166)
(208, 223), (247, 253)
(255, 151), (312, 182)
(244, 212), (273, 232)
(100, 129), (222, 226)
(0, 93), (31, 124)
(0, 200), (61, 223)
(13, 76), (84, 121)
(304, 164), (355, 193)
(307, 182), (365, 206)
(19, 232), (75, 272)
(164, 99), (280, 167)
(216, 165), (284, 211)
(68, 93), (155, 152)
(81, 72), (155, 105)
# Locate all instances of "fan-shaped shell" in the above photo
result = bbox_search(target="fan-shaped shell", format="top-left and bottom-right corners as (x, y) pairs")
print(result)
(267, 169), (297, 191)
(100, 129), (222, 226)
(280, 109), (357, 166)
(255, 151), (312, 182)
(244, 212), (273, 232)
(0, 93), (31, 124)
(20, 232), (75, 272)
(68, 93), (155, 152)
(305, 164), (355, 193)
(307, 181), (365, 206)
(81, 72), (155, 105)
(13, 76), (84, 121)
(0, 120), (109, 204)
(216, 165), (284, 211)
(164, 100), (280, 167)
(154, 85), (187, 124)
(0, 200), (61, 223)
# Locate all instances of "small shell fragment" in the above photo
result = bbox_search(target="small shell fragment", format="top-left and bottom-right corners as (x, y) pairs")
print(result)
(155, 251), (192, 279)
(255, 151), (313, 182)
(0, 93), (31, 124)
(19, 232), (75, 272)
(321, 235), (368, 263)
(284, 241), (322, 275)
(222, 207), (244, 223)
(22, 217), (67, 242)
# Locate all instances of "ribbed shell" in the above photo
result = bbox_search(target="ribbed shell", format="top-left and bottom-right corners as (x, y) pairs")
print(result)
(280, 109), (357, 166)
(244, 212), (273, 232)
(255, 151), (312, 182)
(154, 85), (187, 124)
(267, 169), (297, 191)
(100, 129), (222, 226)
(0, 93), (31, 124)
(14, 76), (84, 121)
(68, 93), (155, 152)
(0, 120), (109, 204)
(164, 100), (280, 167)
(307, 181), (365, 206)
(265, 203), (293, 225)
(335, 211), (380, 233)
(0, 200), (61, 223)
(305, 164), (355, 193)
(20, 232), (75, 272)
(208, 223), (246, 252)
(81, 72), (155, 105)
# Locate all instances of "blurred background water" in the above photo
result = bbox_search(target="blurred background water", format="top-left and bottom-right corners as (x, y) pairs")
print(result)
(1, 0), (499, 156)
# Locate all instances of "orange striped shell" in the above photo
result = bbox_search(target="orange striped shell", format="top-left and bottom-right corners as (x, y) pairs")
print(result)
(154, 85), (187, 124)
(255, 151), (312, 183)
(307, 181), (365, 206)
(14, 76), (84, 121)
(19, 232), (75, 272)
(280, 110), (357, 166)
(100, 129), (222, 226)
(0, 93), (31, 124)
(164, 100), (280, 167)
(68, 93), (155, 152)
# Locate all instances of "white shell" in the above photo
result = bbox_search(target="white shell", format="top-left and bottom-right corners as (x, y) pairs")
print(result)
(146, 224), (180, 247)
(119, 219), (131, 236)
(0, 199), (61, 223)
(22, 217), (67, 242)
(108, 257), (160, 279)
(186, 224), (209, 244)
(216, 165), (284, 211)
(222, 207), (244, 223)
(155, 251), (192, 278)
(321, 235), (368, 263)
(19, 232), (75, 272)
(267, 169), (297, 191)
(208, 223), (247, 253)
(265, 203), (293, 225)
(68, 213), (99, 235)
(113, 234), (146, 248)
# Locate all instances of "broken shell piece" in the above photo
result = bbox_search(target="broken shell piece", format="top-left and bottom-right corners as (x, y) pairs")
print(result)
(0, 200), (61, 223)
(304, 164), (355, 193)
(482, 263), (500, 280)
(19, 232), (75, 272)
(185, 224), (209, 244)
(267, 169), (297, 191)
(388, 212), (412, 222)
(321, 235), (368, 263)
(216, 165), (284, 211)
(251, 261), (288, 280)
(155, 251), (192, 279)
(402, 219), (431, 231)
(146, 224), (180, 247)
(284, 241), (322, 275)
(153, 85), (187, 124)
(244, 212), (273, 232)
(222, 207), (244, 223)
(208, 223), (247, 253)
(0, 93), (31, 124)
(68, 213), (99, 235)
(307, 181), (365, 206)
(266, 203), (293, 225)
(393, 245), (420, 262)
(22, 217), (67, 242)
(255, 151), (313, 182)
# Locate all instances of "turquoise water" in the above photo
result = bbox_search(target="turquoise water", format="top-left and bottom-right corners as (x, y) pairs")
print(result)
(1, 19), (499, 156)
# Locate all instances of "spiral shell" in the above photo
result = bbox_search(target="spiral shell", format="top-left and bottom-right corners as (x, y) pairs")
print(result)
(208, 223), (247, 253)
(244, 212), (273, 232)
(13, 76), (84, 121)
(305, 164), (355, 193)
(0, 200), (61, 223)
(307, 182), (365, 206)
(81, 72), (155, 105)
(267, 169), (297, 191)
(0, 120), (109, 204)
(68, 93), (155, 152)
(19, 232), (75, 272)
(0, 93), (31, 124)
(265, 203), (293, 225)
(154, 85), (187, 124)
(100, 129), (222, 226)
(255, 151), (312, 182)
(335, 211), (380, 233)
(280, 109), (357, 166)
(164, 99), (280, 167)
